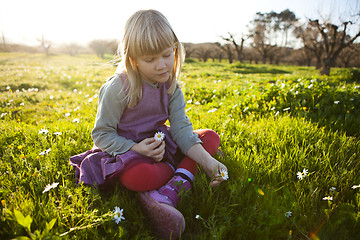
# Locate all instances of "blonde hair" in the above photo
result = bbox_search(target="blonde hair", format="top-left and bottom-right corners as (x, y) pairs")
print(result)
(116, 9), (185, 108)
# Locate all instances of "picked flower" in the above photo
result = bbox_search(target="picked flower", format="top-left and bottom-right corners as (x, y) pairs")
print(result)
(220, 169), (229, 180)
(296, 168), (308, 180)
(113, 206), (125, 224)
(154, 131), (165, 141)
(42, 182), (59, 193)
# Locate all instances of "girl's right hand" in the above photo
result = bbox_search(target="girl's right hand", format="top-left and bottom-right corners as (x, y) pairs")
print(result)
(130, 138), (165, 162)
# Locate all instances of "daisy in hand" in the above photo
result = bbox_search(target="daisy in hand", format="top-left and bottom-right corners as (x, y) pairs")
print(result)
(154, 131), (165, 141)
(220, 169), (229, 180)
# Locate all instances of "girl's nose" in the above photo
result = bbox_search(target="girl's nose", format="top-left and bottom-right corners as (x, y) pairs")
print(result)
(156, 59), (166, 70)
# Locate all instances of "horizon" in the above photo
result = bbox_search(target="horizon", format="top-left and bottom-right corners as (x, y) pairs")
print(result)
(1, 0), (359, 47)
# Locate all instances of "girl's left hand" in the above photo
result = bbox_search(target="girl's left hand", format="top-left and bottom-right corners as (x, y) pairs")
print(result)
(202, 157), (228, 187)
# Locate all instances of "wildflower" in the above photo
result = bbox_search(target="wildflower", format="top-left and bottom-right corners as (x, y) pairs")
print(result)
(329, 187), (336, 192)
(195, 214), (200, 219)
(322, 196), (333, 201)
(283, 107), (290, 111)
(208, 108), (218, 113)
(42, 182), (59, 193)
(113, 207), (125, 224)
(39, 148), (51, 155)
(65, 113), (71, 117)
(296, 168), (308, 180)
(20, 154), (25, 159)
(334, 101), (340, 104)
(53, 132), (62, 136)
(38, 128), (49, 135)
(72, 118), (80, 123)
(220, 169), (229, 180)
(0, 113), (7, 118)
(154, 131), (165, 141)
(20, 103), (24, 106)
(285, 211), (292, 218)
(352, 185), (360, 189)
(18, 145), (23, 150)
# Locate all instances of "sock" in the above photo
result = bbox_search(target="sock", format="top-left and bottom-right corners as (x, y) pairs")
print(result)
(174, 168), (194, 184)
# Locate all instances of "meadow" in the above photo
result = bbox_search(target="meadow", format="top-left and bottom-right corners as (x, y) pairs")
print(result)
(0, 52), (359, 239)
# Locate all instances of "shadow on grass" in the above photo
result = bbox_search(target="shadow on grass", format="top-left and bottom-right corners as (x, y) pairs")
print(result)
(232, 64), (291, 74)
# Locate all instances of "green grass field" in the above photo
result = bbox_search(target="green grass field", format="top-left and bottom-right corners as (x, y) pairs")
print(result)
(1, 53), (359, 239)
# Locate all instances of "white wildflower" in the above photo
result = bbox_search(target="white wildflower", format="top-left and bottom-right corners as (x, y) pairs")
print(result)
(42, 182), (59, 193)
(38, 128), (49, 135)
(154, 131), (165, 141)
(322, 196), (333, 201)
(296, 168), (308, 180)
(113, 207), (125, 224)
(285, 212), (292, 218)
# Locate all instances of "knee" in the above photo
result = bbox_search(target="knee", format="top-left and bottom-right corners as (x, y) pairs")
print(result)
(195, 129), (220, 155)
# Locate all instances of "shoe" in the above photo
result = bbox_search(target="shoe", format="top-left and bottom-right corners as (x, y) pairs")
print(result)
(139, 191), (185, 239)
(149, 175), (192, 207)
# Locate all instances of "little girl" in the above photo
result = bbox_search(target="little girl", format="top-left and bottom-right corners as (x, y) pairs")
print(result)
(70, 9), (228, 239)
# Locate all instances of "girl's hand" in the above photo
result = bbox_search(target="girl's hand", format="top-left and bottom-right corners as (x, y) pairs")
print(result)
(186, 143), (228, 187)
(131, 138), (165, 162)
(202, 156), (228, 187)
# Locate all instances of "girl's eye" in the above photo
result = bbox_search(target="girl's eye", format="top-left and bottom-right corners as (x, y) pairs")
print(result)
(144, 58), (154, 62)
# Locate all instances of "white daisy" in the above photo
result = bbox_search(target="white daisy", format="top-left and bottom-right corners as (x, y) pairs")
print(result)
(42, 182), (59, 193)
(154, 131), (165, 141)
(296, 168), (308, 180)
(113, 207), (125, 224)
(38, 128), (49, 135)
(322, 196), (333, 201)
(220, 169), (229, 180)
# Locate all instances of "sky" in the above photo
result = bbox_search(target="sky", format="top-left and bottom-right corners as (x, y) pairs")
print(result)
(0, 0), (359, 46)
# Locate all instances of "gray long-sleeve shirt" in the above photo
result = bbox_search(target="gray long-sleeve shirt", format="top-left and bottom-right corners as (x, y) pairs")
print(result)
(91, 73), (201, 157)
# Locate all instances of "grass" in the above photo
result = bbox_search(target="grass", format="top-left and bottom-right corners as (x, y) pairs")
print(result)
(0, 53), (359, 239)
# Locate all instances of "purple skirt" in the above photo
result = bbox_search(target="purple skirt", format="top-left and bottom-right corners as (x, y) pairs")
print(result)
(69, 127), (180, 187)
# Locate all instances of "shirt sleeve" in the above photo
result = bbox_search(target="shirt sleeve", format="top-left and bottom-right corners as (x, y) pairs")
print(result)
(91, 75), (135, 156)
(168, 86), (202, 154)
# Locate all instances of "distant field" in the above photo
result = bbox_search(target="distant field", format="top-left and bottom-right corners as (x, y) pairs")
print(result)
(1, 53), (359, 239)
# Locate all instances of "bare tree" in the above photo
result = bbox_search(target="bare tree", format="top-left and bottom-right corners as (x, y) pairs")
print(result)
(300, 19), (360, 75)
(89, 39), (116, 58)
(194, 43), (214, 62)
(221, 32), (245, 62)
(183, 43), (196, 58)
(215, 42), (235, 63)
(39, 34), (51, 57)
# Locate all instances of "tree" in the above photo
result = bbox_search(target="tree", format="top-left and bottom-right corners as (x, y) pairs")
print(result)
(89, 39), (115, 58)
(221, 32), (245, 62)
(248, 12), (278, 64)
(62, 43), (82, 56)
(294, 24), (324, 69)
(215, 43), (235, 63)
(275, 9), (298, 47)
(193, 43), (213, 62)
(39, 34), (51, 57)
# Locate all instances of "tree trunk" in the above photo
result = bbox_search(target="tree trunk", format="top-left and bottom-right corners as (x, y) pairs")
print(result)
(320, 58), (332, 75)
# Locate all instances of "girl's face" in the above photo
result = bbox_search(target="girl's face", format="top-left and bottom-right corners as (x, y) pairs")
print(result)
(135, 47), (175, 85)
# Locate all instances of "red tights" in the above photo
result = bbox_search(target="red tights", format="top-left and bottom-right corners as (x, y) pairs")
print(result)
(110, 129), (220, 192)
